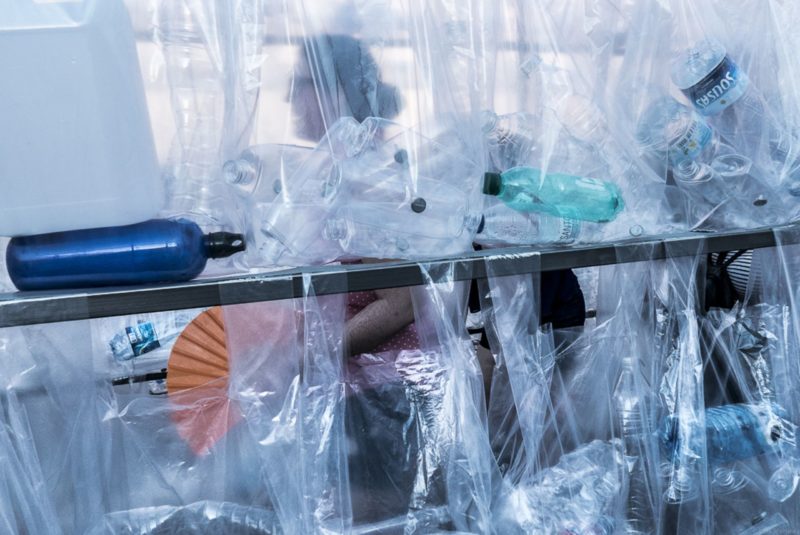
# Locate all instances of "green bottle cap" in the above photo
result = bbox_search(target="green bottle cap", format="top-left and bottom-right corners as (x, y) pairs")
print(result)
(483, 172), (502, 196)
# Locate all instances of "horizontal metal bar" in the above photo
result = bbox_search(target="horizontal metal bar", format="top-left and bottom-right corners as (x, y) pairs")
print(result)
(0, 224), (795, 328)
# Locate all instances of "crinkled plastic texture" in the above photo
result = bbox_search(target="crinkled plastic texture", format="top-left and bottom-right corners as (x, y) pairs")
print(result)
(0, 318), (269, 534)
(227, 116), (483, 266)
(478, 254), (633, 534)
(218, 0), (488, 269)
(405, 262), (498, 533)
(477, 0), (681, 244)
(153, 0), (264, 238)
(614, 0), (800, 231)
(224, 280), (350, 534)
(86, 501), (280, 535)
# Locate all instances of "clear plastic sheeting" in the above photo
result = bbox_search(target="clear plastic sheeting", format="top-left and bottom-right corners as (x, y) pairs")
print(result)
(86, 501), (280, 535)
(7, 0), (800, 534)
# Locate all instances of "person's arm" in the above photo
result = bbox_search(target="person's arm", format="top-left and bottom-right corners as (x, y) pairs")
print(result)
(345, 286), (415, 356)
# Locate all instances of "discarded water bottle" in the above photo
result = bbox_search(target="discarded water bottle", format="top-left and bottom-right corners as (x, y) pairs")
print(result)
(157, 1), (238, 228)
(6, 219), (245, 291)
(482, 110), (538, 170)
(476, 203), (580, 246)
(659, 403), (789, 466)
(614, 358), (658, 535)
(638, 97), (720, 168)
(324, 201), (482, 259)
(224, 144), (339, 201)
(671, 39), (800, 191)
(224, 143), (342, 266)
(482, 167), (624, 223)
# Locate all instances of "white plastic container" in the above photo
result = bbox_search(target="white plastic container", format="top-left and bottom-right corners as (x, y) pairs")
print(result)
(0, 0), (163, 237)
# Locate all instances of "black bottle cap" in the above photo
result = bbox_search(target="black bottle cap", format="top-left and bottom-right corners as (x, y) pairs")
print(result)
(204, 232), (247, 259)
(483, 172), (502, 196)
(411, 197), (427, 213)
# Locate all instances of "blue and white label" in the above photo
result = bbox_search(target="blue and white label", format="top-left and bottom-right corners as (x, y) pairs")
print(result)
(669, 115), (713, 164)
(683, 56), (748, 116)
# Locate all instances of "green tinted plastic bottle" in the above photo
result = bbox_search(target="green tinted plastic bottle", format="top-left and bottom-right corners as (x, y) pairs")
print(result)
(483, 167), (624, 223)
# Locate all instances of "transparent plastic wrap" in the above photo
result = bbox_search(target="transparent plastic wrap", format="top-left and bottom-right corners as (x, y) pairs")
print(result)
(479, 255), (631, 534)
(227, 116), (483, 266)
(404, 262), (498, 533)
(0, 313), (275, 534)
(616, 0), (800, 231)
(220, 0), (488, 269)
(478, 0), (678, 244)
(596, 248), (668, 534)
(155, 0), (265, 234)
(224, 284), (350, 534)
(87, 501), (280, 535)
(91, 308), (206, 380)
(697, 304), (800, 534)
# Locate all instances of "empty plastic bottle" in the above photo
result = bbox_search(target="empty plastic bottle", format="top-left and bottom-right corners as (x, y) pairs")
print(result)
(659, 403), (788, 466)
(638, 97), (720, 168)
(157, 1), (238, 228)
(324, 201), (482, 259)
(482, 167), (624, 223)
(614, 357), (658, 535)
(6, 219), (245, 291)
(555, 94), (642, 184)
(224, 143), (342, 266)
(476, 203), (580, 246)
(672, 159), (729, 208)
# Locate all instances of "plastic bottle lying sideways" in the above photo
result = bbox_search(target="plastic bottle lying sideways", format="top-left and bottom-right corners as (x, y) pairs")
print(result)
(482, 167), (624, 223)
(6, 219), (245, 291)
(475, 203), (580, 246)
(659, 403), (791, 465)
(326, 162), (483, 259)
(671, 38), (800, 192)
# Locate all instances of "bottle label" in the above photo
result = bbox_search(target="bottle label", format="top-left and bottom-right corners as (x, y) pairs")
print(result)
(682, 56), (748, 116)
(111, 321), (161, 360)
(669, 115), (713, 164)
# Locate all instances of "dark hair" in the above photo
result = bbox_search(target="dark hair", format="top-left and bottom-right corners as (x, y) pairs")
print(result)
(292, 34), (402, 140)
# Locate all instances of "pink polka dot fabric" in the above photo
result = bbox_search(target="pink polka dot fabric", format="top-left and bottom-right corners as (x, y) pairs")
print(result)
(346, 290), (420, 353)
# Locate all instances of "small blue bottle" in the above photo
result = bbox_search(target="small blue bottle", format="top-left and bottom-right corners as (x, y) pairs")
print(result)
(6, 219), (245, 291)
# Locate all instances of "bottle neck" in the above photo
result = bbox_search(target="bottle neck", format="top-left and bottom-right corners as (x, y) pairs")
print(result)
(224, 158), (257, 186)
(203, 232), (246, 259)
(323, 219), (348, 241)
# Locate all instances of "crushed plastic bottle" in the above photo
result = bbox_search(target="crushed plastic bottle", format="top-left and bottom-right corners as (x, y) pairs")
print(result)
(494, 440), (625, 535)
(482, 167), (624, 223)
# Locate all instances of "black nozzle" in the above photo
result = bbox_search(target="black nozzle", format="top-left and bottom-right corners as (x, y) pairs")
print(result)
(483, 172), (502, 196)
(204, 232), (247, 259)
